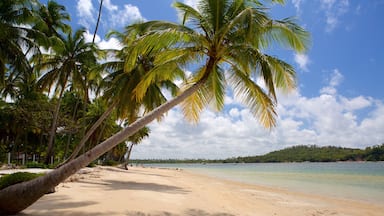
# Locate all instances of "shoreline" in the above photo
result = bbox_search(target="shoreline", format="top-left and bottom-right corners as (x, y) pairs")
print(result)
(7, 166), (383, 216)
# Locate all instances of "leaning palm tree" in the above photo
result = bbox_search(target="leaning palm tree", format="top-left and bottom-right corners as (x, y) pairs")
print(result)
(35, 28), (99, 164)
(62, 24), (184, 163)
(124, 126), (150, 170)
(0, 0), (308, 214)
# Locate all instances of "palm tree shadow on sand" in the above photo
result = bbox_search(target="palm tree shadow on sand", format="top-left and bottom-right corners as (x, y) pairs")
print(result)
(126, 209), (236, 216)
(104, 180), (190, 194)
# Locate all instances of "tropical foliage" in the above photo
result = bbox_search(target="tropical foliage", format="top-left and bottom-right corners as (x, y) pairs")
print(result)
(223, 144), (384, 163)
(130, 144), (384, 164)
(0, 0), (311, 214)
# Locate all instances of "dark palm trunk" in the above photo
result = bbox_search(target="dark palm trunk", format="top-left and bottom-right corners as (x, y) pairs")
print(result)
(93, 0), (103, 44)
(63, 98), (80, 159)
(124, 143), (134, 170)
(45, 87), (65, 164)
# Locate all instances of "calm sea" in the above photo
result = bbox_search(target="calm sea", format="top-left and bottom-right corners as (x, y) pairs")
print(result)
(147, 162), (384, 205)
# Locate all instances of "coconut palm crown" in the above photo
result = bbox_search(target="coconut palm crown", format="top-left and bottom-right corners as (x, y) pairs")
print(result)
(130, 0), (309, 128)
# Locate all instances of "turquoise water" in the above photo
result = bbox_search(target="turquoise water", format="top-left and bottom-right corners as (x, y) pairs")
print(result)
(148, 162), (384, 205)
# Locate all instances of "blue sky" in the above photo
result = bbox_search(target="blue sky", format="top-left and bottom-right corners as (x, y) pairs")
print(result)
(51, 0), (384, 159)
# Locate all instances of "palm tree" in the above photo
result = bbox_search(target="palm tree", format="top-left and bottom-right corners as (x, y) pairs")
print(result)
(32, 0), (71, 38)
(63, 24), (184, 163)
(0, 0), (42, 88)
(124, 126), (150, 170)
(36, 28), (99, 164)
(0, 0), (308, 214)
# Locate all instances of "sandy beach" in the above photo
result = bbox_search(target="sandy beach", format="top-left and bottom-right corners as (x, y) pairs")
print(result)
(4, 166), (382, 216)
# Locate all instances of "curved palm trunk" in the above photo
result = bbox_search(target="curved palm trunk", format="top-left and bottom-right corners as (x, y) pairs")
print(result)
(0, 76), (207, 214)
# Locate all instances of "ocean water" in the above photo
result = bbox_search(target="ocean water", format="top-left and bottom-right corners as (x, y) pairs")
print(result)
(148, 162), (384, 205)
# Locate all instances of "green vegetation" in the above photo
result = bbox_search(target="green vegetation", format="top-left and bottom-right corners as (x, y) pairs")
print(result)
(0, 0), (310, 213)
(131, 144), (384, 164)
(0, 172), (44, 190)
(0, 0), (308, 169)
(227, 145), (384, 163)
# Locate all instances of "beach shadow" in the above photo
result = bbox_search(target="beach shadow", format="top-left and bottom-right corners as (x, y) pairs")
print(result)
(129, 171), (173, 178)
(106, 180), (190, 194)
(16, 210), (119, 216)
(73, 178), (188, 195)
(124, 209), (236, 216)
(14, 195), (101, 216)
(98, 166), (174, 178)
(125, 211), (176, 216)
(26, 195), (98, 210)
(184, 209), (236, 216)
(105, 180), (190, 194)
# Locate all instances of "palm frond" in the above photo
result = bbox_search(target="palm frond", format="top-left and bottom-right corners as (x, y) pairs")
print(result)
(206, 65), (226, 111)
(228, 67), (276, 128)
(263, 17), (310, 52)
(180, 82), (210, 124)
(265, 55), (296, 93)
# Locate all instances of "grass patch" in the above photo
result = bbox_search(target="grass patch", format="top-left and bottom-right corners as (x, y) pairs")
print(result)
(0, 172), (44, 190)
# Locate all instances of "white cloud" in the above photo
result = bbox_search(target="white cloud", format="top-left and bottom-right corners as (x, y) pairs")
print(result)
(109, 4), (144, 28)
(341, 96), (372, 111)
(98, 37), (122, 50)
(103, 0), (118, 11)
(292, 0), (304, 15)
(183, 0), (198, 9)
(320, 69), (343, 95)
(76, 0), (95, 29)
(77, 0), (145, 32)
(131, 69), (384, 159)
(83, 30), (99, 43)
(83, 30), (122, 50)
(294, 53), (310, 71)
(320, 0), (349, 32)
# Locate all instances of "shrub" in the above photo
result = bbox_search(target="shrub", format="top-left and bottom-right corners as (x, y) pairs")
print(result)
(87, 161), (97, 168)
(0, 172), (44, 190)
(25, 162), (47, 169)
(102, 160), (119, 166)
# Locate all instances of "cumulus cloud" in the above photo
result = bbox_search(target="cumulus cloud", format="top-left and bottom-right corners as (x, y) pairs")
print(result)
(320, 69), (343, 95)
(132, 69), (384, 159)
(183, 0), (198, 9)
(103, 0), (118, 11)
(76, 0), (95, 29)
(109, 4), (144, 28)
(292, 0), (304, 15)
(83, 30), (122, 50)
(76, 0), (145, 31)
(320, 0), (349, 32)
(294, 53), (310, 71)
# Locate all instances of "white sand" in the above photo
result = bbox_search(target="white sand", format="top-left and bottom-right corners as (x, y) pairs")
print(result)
(8, 166), (383, 216)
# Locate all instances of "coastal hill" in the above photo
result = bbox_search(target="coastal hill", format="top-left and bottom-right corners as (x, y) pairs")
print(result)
(133, 144), (384, 163)
(224, 144), (384, 163)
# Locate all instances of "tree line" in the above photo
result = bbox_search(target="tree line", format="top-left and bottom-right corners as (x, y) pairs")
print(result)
(224, 144), (384, 163)
(131, 144), (384, 164)
(0, 0), (152, 167)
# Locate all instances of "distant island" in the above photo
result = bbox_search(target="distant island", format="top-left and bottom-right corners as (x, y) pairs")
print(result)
(131, 144), (384, 164)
